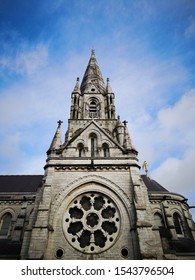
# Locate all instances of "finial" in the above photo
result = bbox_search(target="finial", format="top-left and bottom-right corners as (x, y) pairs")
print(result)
(117, 115), (120, 120)
(91, 48), (95, 56)
(77, 77), (79, 81)
(123, 120), (128, 126)
(107, 77), (109, 82)
(57, 120), (63, 127)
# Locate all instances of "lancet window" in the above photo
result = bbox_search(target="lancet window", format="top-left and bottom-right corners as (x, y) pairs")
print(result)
(0, 213), (12, 237)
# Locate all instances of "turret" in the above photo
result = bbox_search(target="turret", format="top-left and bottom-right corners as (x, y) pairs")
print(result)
(106, 78), (116, 119)
(115, 115), (125, 145)
(70, 77), (81, 119)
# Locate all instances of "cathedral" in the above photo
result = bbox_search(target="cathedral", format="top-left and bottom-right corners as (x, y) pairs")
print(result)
(0, 50), (195, 260)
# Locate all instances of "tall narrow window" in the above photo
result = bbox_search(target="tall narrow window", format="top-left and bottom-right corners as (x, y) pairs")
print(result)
(173, 213), (183, 235)
(102, 143), (110, 158)
(0, 213), (12, 236)
(78, 143), (84, 157)
(90, 133), (97, 158)
(91, 138), (95, 157)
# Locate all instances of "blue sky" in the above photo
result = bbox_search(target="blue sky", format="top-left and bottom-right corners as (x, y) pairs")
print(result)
(0, 0), (195, 216)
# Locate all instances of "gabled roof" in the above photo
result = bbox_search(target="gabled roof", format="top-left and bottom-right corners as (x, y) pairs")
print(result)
(0, 175), (43, 193)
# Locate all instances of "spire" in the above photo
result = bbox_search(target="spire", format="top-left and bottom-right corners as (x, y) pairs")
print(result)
(123, 120), (135, 151)
(106, 78), (113, 94)
(72, 77), (81, 94)
(115, 115), (125, 145)
(80, 49), (105, 93)
(47, 120), (62, 154)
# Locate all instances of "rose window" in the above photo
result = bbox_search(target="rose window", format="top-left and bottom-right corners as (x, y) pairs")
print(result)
(63, 192), (120, 253)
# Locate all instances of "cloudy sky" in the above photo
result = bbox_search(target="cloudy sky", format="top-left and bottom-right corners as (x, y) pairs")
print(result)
(0, 0), (195, 216)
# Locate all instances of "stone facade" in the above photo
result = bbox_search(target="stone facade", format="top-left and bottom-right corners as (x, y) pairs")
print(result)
(0, 50), (195, 259)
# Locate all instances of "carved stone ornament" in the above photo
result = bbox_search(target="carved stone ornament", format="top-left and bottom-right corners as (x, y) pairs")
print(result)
(63, 191), (120, 253)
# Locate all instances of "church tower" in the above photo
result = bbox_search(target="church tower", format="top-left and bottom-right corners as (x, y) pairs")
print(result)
(26, 50), (164, 260)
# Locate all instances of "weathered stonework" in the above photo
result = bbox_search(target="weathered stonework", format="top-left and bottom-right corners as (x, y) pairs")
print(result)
(0, 51), (195, 259)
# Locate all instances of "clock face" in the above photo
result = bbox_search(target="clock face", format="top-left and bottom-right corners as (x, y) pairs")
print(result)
(63, 191), (120, 253)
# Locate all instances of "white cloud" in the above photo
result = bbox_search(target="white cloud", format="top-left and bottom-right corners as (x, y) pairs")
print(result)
(0, 44), (48, 76)
(185, 18), (195, 38)
(151, 149), (195, 195)
(157, 89), (195, 147)
(151, 149), (195, 219)
(147, 90), (195, 218)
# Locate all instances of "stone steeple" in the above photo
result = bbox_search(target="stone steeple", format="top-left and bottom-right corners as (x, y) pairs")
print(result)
(61, 50), (136, 155)
(80, 49), (105, 94)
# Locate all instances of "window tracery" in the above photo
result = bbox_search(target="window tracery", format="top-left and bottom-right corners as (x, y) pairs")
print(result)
(88, 99), (100, 118)
(63, 192), (120, 253)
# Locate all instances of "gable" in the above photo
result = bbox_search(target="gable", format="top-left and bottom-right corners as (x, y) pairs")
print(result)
(61, 120), (125, 157)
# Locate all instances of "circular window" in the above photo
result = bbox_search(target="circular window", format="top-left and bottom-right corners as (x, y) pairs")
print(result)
(63, 192), (120, 253)
(56, 248), (64, 259)
(121, 248), (129, 258)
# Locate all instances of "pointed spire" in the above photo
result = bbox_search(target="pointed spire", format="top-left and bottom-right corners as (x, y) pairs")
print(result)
(106, 78), (113, 93)
(47, 120), (62, 154)
(73, 77), (81, 94)
(115, 115), (125, 145)
(123, 120), (134, 151)
(80, 49), (105, 93)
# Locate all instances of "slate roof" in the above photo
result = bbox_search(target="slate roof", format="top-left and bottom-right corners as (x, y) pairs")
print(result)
(0, 175), (43, 193)
(0, 174), (169, 194)
(141, 174), (169, 193)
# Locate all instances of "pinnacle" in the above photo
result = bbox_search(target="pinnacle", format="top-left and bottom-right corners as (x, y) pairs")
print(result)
(80, 50), (105, 93)
(73, 77), (81, 93)
(47, 121), (62, 154)
(106, 78), (113, 93)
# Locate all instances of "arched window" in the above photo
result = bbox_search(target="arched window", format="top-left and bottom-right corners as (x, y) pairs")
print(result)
(154, 212), (165, 228)
(89, 99), (99, 118)
(0, 213), (12, 236)
(89, 101), (97, 113)
(102, 143), (110, 158)
(173, 213), (183, 235)
(90, 133), (97, 157)
(78, 143), (84, 157)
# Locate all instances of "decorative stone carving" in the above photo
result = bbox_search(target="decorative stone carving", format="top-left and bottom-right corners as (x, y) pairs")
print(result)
(63, 191), (120, 253)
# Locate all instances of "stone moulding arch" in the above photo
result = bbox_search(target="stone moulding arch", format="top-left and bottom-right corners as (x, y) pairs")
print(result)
(169, 207), (184, 218)
(87, 96), (101, 106)
(0, 208), (17, 221)
(49, 174), (133, 227)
